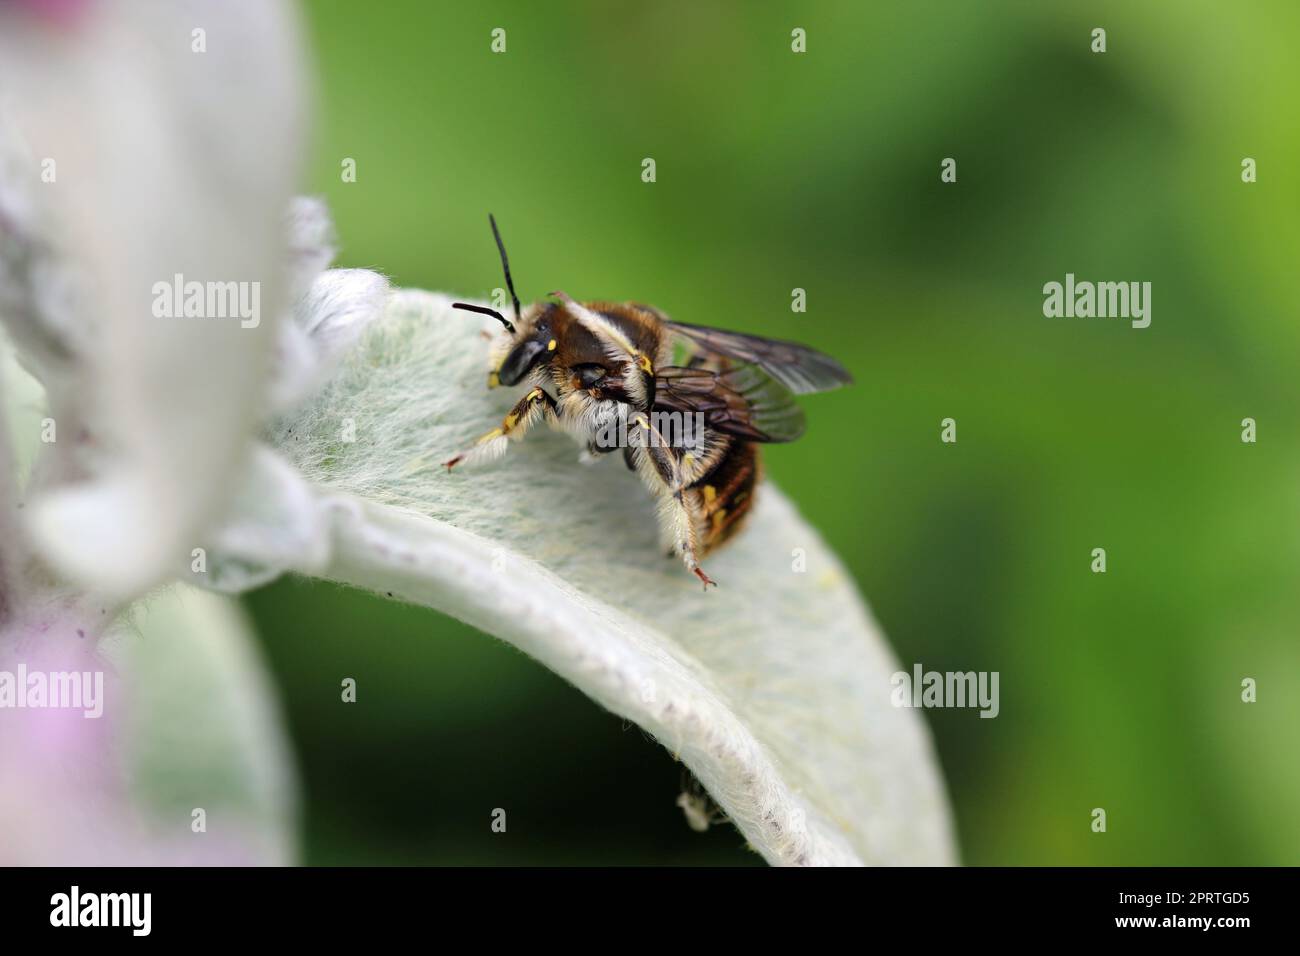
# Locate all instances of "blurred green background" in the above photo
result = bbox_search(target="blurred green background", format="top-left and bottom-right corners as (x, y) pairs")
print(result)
(243, 0), (1300, 864)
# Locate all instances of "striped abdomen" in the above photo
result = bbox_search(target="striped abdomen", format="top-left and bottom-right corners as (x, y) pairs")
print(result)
(692, 440), (760, 554)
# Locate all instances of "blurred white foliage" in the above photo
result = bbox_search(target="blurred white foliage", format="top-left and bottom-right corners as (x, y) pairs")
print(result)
(0, 0), (312, 865)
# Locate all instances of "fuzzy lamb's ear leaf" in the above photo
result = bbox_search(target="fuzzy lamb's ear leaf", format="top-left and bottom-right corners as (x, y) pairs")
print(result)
(242, 289), (955, 866)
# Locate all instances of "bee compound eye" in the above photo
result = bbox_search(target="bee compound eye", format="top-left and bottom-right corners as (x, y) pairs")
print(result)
(497, 338), (548, 387)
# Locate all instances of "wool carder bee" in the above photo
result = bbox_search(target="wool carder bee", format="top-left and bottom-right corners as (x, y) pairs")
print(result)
(447, 216), (852, 589)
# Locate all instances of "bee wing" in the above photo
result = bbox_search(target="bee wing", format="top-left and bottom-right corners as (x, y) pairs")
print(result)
(653, 364), (806, 443)
(662, 320), (853, 395)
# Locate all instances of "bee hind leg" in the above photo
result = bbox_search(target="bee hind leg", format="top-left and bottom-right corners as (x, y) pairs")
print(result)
(651, 490), (714, 589)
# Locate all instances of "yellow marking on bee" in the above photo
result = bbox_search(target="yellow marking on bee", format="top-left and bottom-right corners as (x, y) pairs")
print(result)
(504, 413), (519, 429)
(528, 388), (543, 400)
(637, 354), (653, 373)
(479, 428), (504, 443)
(702, 484), (717, 504)
(638, 420), (650, 431)
(711, 508), (727, 531)
(547, 339), (557, 351)
(487, 372), (500, 388)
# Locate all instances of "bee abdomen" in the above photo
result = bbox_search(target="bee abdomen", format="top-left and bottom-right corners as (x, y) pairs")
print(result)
(691, 441), (760, 554)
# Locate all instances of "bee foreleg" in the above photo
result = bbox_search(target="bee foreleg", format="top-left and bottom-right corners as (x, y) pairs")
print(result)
(444, 387), (556, 470)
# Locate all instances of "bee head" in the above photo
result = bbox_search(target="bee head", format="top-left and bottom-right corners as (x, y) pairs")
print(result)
(494, 304), (559, 386)
(452, 213), (557, 387)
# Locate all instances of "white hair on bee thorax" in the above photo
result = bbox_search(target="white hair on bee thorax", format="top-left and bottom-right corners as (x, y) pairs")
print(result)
(549, 293), (652, 406)
(550, 293), (639, 363)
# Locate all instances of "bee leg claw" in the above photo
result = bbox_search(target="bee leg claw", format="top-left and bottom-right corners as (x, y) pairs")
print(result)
(443, 455), (463, 470)
(693, 567), (717, 590)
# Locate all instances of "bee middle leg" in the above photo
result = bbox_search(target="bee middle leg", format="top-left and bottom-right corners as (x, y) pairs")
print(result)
(630, 412), (716, 590)
(444, 387), (557, 469)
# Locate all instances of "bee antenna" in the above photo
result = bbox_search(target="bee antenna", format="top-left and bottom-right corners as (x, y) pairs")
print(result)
(489, 213), (522, 325)
(452, 301), (516, 335)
